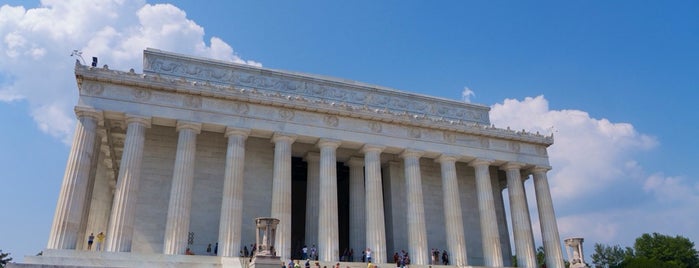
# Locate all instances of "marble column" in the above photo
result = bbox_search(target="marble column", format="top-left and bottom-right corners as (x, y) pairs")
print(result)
(271, 133), (296, 260)
(502, 162), (536, 268)
(532, 167), (565, 268)
(47, 107), (102, 249)
(469, 159), (503, 267)
(401, 149), (428, 265)
(76, 129), (103, 250)
(436, 155), (468, 266)
(218, 127), (250, 257)
(105, 115), (151, 252)
(362, 145), (386, 263)
(347, 157), (366, 260)
(304, 152), (320, 249)
(318, 139), (341, 262)
(163, 121), (202, 255)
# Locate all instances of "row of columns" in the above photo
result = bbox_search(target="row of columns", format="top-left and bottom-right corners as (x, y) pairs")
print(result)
(48, 108), (564, 268)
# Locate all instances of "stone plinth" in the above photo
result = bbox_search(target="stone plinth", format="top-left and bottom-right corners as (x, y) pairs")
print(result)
(251, 217), (281, 268)
(249, 255), (282, 268)
(564, 237), (589, 268)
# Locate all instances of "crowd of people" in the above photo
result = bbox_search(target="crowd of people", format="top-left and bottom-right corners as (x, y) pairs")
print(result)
(284, 245), (450, 267)
(86, 233), (451, 266)
(241, 242), (454, 267)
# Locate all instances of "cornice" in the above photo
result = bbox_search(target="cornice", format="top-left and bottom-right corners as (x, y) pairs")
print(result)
(75, 55), (554, 147)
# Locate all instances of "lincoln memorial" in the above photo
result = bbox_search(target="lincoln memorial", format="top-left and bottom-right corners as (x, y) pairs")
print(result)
(21, 49), (565, 268)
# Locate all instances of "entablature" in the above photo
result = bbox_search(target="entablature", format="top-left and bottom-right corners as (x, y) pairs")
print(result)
(76, 57), (553, 147)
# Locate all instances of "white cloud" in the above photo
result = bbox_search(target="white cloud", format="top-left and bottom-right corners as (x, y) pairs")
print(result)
(491, 96), (657, 202)
(0, 0), (260, 143)
(461, 87), (475, 103)
(492, 95), (699, 259)
(644, 173), (699, 204)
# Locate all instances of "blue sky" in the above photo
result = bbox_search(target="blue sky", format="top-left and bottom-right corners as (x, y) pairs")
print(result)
(1, 0), (697, 264)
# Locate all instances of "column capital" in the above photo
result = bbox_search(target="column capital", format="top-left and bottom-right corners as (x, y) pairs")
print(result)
(347, 157), (365, 167)
(176, 120), (202, 134)
(271, 132), (297, 144)
(360, 144), (385, 154)
(530, 165), (552, 174)
(74, 106), (103, 121)
(125, 115), (151, 128)
(435, 154), (459, 164)
(317, 138), (341, 149)
(469, 158), (494, 168)
(400, 149), (424, 159)
(500, 161), (525, 171)
(304, 152), (320, 162)
(225, 127), (250, 138)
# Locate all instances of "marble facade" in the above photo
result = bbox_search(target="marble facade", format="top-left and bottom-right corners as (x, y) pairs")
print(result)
(25, 49), (565, 268)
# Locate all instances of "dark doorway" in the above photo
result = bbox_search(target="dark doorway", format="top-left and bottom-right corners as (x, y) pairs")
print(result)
(291, 157), (307, 259)
(290, 157), (350, 260)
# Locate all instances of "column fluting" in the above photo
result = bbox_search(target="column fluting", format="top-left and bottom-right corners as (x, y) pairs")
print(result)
(532, 167), (565, 268)
(218, 127), (250, 257)
(469, 159), (503, 267)
(318, 139), (341, 262)
(347, 157), (366, 261)
(271, 133), (296, 260)
(76, 130), (102, 250)
(503, 162), (537, 268)
(436, 155), (468, 266)
(105, 115), (151, 252)
(47, 107), (102, 249)
(401, 149), (428, 265)
(363, 145), (387, 263)
(304, 152), (320, 249)
(163, 121), (201, 255)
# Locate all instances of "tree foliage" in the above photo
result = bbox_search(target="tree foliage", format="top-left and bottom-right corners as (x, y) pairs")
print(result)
(591, 243), (631, 268)
(631, 233), (698, 268)
(0, 250), (12, 268)
(593, 233), (698, 268)
(537, 246), (546, 267)
(619, 256), (682, 268)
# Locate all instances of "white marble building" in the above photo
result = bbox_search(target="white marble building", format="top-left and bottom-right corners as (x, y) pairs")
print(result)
(23, 49), (565, 268)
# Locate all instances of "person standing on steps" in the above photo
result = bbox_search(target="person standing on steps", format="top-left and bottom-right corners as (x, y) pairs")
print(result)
(87, 233), (94, 250)
(95, 232), (105, 251)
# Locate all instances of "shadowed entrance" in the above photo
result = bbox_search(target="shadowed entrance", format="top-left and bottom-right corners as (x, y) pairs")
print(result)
(291, 157), (350, 259)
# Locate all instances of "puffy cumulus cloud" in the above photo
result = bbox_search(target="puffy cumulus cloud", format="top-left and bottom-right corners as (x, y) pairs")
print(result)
(0, 0), (260, 143)
(490, 96), (657, 203)
(492, 95), (699, 258)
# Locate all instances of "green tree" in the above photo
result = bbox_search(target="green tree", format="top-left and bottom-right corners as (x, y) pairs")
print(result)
(0, 250), (12, 268)
(631, 233), (698, 268)
(619, 256), (682, 268)
(591, 243), (632, 268)
(537, 246), (546, 267)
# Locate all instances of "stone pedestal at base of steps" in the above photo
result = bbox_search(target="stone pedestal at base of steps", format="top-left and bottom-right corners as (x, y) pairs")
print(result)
(250, 255), (282, 268)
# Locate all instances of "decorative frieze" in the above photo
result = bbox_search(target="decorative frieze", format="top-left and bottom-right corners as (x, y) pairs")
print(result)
(143, 49), (489, 125)
(369, 122), (382, 133)
(82, 82), (549, 159)
(278, 109), (295, 120)
(323, 115), (339, 127)
(77, 65), (552, 147)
